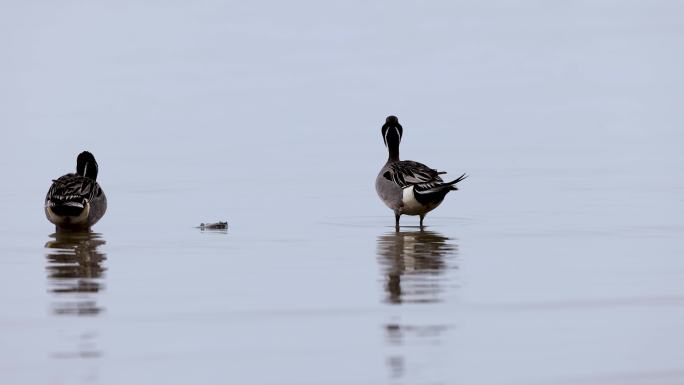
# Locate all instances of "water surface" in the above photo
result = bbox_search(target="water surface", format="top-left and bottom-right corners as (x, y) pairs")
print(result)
(2, 1), (684, 384)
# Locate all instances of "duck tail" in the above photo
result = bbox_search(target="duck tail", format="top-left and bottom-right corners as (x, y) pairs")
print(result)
(46, 195), (87, 217)
(444, 173), (468, 191)
(413, 173), (467, 205)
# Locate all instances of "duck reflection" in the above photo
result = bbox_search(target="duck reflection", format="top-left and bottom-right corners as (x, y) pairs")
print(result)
(376, 230), (457, 304)
(377, 230), (458, 383)
(45, 231), (107, 316)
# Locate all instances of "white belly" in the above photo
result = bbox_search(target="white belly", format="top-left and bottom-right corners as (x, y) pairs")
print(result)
(401, 187), (441, 216)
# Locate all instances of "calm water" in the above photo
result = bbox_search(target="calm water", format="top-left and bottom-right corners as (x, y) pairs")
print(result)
(2, 1), (684, 384)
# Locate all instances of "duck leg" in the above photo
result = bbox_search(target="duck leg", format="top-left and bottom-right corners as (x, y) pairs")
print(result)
(419, 214), (425, 230)
(395, 213), (401, 231)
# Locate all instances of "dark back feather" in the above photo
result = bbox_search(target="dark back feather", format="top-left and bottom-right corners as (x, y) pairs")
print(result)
(384, 161), (444, 188)
(46, 174), (101, 204)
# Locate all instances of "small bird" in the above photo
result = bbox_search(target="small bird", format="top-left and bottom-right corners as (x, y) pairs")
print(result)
(375, 116), (466, 229)
(45, 151), (107, 231)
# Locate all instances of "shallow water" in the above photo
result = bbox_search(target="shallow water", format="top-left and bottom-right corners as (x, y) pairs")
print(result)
(2, 1), (684, 384)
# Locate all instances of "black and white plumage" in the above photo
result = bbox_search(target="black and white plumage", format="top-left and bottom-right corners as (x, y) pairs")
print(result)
(375, 116), (466, 229)
(45, 151), (107, 230)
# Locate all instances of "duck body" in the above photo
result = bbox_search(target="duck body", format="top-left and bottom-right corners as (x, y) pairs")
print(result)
(45, 152), (107, 230)
(375, 116), (466, 229)
(376, 160), (463, 217)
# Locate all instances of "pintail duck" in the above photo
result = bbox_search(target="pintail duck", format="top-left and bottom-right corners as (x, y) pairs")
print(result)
(375, 116), (466, 229)
(45, 151), (107, 230)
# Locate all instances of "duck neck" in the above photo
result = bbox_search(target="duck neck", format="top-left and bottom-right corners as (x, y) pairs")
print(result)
(387, 143), (400, 163)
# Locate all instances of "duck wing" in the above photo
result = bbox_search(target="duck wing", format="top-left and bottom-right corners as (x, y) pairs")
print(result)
(46, 174), (102, 207)
(382, 161), (467, 206)
(382, 161), (445, 188)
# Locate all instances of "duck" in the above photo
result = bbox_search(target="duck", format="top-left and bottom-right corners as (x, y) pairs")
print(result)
(375, 116), (466, 229)
(45, 151), (107, 231)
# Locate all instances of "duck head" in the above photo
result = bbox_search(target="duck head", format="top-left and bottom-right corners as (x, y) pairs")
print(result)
(382, 115), (403, 161)
(76, 151), (99, 180)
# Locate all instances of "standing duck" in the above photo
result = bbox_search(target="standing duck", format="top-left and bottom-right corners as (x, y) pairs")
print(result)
(375, 116), (466, 229)
(45, 151), (107, 230)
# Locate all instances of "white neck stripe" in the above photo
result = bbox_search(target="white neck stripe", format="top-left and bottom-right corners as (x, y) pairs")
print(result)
(384, 127), (400, 145)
